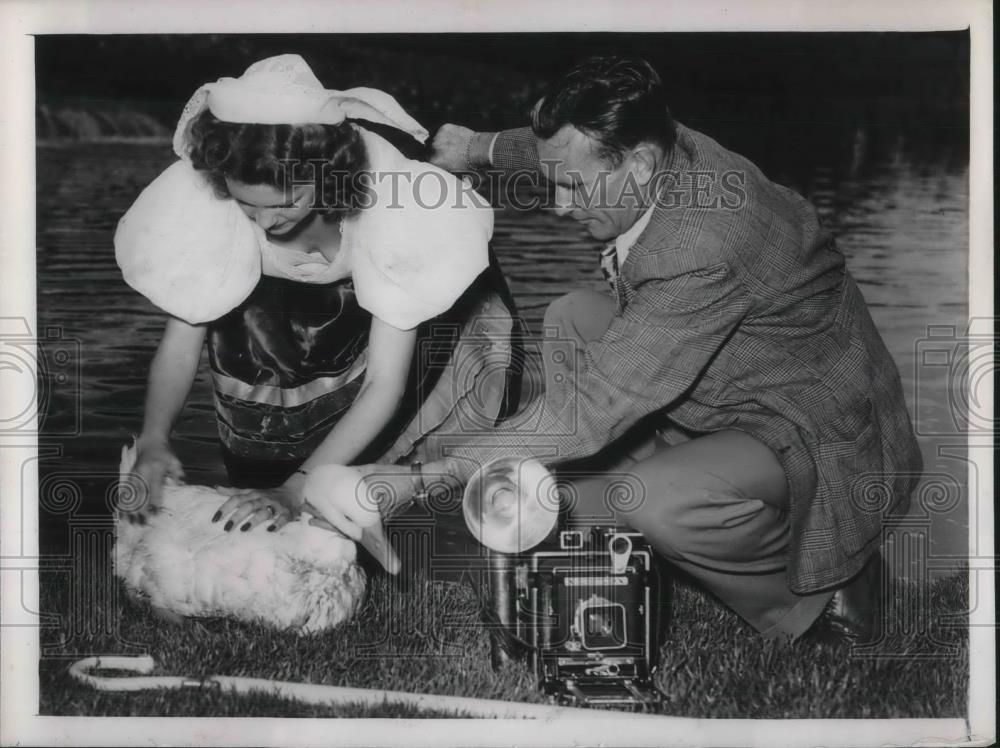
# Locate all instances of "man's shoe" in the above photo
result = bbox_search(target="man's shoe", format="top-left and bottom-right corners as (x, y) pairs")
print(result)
(807, 551), (884, 644)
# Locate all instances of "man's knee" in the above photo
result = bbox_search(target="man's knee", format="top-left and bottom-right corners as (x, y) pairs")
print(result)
(564, 464), (698, 554)
(603, 436), (790, 564)
(614, 486), (695, 558)
(616, 486), (773, 565)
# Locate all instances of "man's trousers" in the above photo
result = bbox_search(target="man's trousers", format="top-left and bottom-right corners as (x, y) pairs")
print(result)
(542, 289), (834, 639)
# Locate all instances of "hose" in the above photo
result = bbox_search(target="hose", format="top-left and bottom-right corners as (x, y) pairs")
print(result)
(68, 656), (666, 720)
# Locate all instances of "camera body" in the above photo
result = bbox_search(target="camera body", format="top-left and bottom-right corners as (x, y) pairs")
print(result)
(488, 525), (666, 711)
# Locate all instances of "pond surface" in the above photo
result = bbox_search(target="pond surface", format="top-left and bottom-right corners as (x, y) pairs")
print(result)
(35, 123), (970, 578)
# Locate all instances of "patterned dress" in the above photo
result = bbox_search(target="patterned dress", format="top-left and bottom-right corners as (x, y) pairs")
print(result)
(209, 256), (523, 487)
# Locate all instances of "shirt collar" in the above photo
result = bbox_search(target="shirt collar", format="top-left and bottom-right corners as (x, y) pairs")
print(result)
(614, 202), (657, 256)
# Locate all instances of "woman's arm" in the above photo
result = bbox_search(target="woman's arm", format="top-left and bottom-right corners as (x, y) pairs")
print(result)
(140, 316), (207, 442)
(299, 316), (416, 474)
(128, 315), (207, 515)
(215, 316), (415, 539)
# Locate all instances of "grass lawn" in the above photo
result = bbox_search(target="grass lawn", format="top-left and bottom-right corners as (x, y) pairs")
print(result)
(38, 555), (969, 719)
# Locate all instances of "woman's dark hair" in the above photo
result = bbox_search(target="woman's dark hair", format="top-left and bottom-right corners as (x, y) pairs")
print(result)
(187, 109), (372, 220)
(531, 56), (677, 165)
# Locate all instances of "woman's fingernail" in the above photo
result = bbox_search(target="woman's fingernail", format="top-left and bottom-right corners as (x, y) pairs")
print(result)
(211, 511), (221, 523)
(267, 525), (276, 532)
(240, 523), (251, 532)
(224, 521), (233, 532)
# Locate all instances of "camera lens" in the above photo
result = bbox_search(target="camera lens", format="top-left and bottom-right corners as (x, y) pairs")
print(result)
(579, 602), (627, 650)
(587, 610), (615, 637)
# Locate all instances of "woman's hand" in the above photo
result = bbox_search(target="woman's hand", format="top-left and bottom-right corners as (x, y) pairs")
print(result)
(212, 483), (300, 533)
(125, 436), (185, 523)
(124, 316), (206, 524)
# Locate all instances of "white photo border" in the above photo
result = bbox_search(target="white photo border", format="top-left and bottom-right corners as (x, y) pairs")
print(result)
(1, 1), (993, 746)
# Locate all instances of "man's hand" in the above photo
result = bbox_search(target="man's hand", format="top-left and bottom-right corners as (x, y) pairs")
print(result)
(301, 464), (382, 540)
(124, 436), (184, 523)
(429, 124), (477, 172)
(301, 464), (418, 537)
(301, 464), (422, 575)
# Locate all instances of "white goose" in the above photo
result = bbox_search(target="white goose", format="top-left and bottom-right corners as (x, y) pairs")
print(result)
(113, 442), (366, 634)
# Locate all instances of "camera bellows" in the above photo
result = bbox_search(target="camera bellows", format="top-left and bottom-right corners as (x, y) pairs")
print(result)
(462, 457), (559, 553)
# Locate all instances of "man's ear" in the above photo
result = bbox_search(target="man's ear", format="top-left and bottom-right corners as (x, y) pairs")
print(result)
(530, 96), (547, 121)
(628, 143), (660, 186)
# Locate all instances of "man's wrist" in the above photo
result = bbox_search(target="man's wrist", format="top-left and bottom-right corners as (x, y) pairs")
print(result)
(281, 469), (310, 507)
(424, 456), (476, 488)
(410, 461), (428, 501)
(466, 131), (498, 170)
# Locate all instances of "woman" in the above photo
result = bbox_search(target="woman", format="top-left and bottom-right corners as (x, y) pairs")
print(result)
(116, 55), (522, 539)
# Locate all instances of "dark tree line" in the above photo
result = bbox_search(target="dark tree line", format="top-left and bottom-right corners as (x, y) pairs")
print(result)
(36, 31), (969, 135)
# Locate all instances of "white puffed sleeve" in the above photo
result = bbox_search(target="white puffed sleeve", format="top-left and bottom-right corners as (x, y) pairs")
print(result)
(114, 160), (262, 324)
(348, 131), (493, 331)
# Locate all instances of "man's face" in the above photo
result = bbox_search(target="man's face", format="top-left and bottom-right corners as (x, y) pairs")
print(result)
(537, 125), (649, 242)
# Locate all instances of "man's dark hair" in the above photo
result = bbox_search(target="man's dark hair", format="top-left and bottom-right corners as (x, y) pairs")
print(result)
(531, 56), (677, 165)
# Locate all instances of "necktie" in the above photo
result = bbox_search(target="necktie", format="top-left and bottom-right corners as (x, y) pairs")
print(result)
(599, 242), (619, 292)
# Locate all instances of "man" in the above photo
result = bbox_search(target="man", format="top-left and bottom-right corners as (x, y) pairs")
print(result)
(326, 56), (922, 641)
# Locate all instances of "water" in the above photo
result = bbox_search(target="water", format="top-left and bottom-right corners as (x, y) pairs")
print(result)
(35, 127), (970, 575)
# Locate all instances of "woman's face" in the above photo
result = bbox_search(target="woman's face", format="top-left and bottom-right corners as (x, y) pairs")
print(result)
(225, 178), (317, 236)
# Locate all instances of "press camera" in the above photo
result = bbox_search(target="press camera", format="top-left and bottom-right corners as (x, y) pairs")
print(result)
(484, 525), (667, 710)
(462, 457), (668, 710)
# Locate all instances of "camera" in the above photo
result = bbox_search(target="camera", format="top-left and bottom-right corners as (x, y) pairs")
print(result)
(485, 525), (667, 711)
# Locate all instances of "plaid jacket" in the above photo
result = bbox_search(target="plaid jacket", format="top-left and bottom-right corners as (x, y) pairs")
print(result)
(451, 124), (922, 594)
